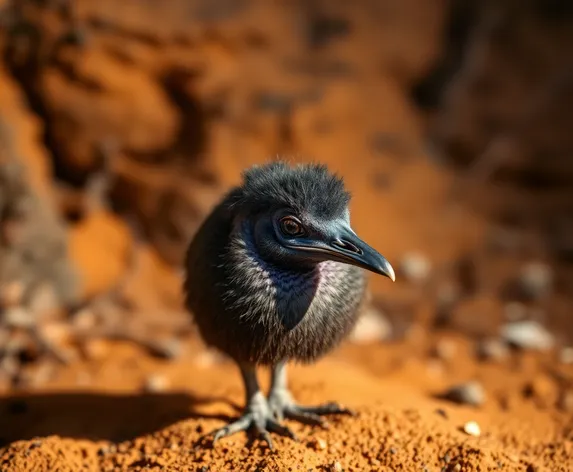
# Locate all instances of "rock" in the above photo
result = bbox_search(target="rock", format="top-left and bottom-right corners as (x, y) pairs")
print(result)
(72, 308), (97, 332)
(475, 338), (509, 362)
(500, 320), (555, 351)
(349, 306), (392, 343)
(3, 306), (35, 328)
(143, 374), (169, 392)
(194, 349), (225, 368)
(517, 262), (553, 300)
(442, 381), (486, 407)
(462, 421), (481, 437)
(147, 338), (182, 360)
(309, 438), (327, 451)
(398, 252), (431, 284)
(331, 462), (343, 472)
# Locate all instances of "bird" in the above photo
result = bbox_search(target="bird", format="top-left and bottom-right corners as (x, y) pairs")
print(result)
(183, 161), (395, 449)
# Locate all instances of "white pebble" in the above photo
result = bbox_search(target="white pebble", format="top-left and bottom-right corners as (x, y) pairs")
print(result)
(501, 320), (555, 351)
(3, 307), (35, 328)
(143, 374), (169, 392)
(399, 252), (431, 283)
(476, 338), (509, 361)
(463, 421), (481, 437)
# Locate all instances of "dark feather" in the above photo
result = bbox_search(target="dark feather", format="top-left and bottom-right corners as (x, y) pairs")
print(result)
(231, 161), (351, 219)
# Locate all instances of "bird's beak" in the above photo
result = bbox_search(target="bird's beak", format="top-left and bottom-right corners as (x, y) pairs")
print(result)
(291, 224), (395, 281)
(326, 226), (396, 281)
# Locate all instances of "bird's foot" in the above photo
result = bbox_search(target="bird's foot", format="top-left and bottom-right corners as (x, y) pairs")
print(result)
(211, 392), (297, 450)
(267, 388), (355, 429)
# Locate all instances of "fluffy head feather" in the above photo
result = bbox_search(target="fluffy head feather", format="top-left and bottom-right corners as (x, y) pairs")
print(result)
(232, 161), (351, 219)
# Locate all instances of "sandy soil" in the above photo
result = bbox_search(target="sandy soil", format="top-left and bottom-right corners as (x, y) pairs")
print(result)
(1, 1), (573, 471)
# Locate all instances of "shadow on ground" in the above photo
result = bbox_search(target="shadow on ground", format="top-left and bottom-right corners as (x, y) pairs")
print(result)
(0, 391), (240, 446)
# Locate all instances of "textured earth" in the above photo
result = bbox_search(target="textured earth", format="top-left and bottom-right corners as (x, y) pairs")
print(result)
(1, 0), (573, 471)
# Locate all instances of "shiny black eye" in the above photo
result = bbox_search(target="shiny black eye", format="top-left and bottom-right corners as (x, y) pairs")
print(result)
(279, 216), (305, 237)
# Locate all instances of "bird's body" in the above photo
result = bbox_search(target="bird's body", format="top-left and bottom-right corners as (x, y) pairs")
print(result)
(184, 161), (394, 449)
(185, 191), (367, 365)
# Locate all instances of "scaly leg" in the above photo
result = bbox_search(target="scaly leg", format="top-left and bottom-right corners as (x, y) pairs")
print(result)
(211, 362), (297, 449)
(267, 361), (354, 428)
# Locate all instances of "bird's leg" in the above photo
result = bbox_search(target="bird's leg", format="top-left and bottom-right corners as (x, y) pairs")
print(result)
(211, 362), (297, 449)
(268, 361), (354, 428)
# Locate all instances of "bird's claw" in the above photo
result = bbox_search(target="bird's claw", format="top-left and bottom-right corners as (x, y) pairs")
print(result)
(268, 389), (355, 430)
(210, 394), (298, 450)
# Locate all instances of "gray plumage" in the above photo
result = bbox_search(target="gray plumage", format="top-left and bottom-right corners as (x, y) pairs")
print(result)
(184, 161), (394, 449)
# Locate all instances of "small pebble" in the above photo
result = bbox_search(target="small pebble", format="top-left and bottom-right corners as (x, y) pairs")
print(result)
(143, 374), (169, 392)
(501, 320), (555, 351)
(194, 349), (224, 368)
(442, 381), (486, 407)
(399, 252), (431, 284)
(72, 308), (97, 331)
(332, 462), (343, 472)
(349, 307), (391, 343)
(476, 338), (509, 361)
(559, 347), (573, 365)
(462, 421), (481, 437)
(316, 438), (327, 450)
(149, 338), (182, 359)
(3, 307), (35, 328)
(518, 262), (553, 300)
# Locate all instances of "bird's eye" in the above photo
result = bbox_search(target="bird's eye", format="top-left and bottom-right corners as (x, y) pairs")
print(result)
(279, 216), (305, 237)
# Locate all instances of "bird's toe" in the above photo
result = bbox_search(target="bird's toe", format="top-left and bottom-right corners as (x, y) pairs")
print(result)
(267, 417), (298, 441)
(211, 413), (254, 445)
(283, 407), (328, 428)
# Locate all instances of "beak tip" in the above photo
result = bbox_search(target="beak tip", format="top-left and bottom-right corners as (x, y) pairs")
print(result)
(379, 260), (396, 282)
(386, 265), (396, 282)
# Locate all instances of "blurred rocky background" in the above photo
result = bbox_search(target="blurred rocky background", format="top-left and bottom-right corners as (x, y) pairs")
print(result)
(0, 0), (572, 385)
(0, 1), (572, 469)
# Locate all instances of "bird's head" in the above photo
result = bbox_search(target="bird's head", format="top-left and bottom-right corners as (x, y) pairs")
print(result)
(230, 161), (395, 281)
